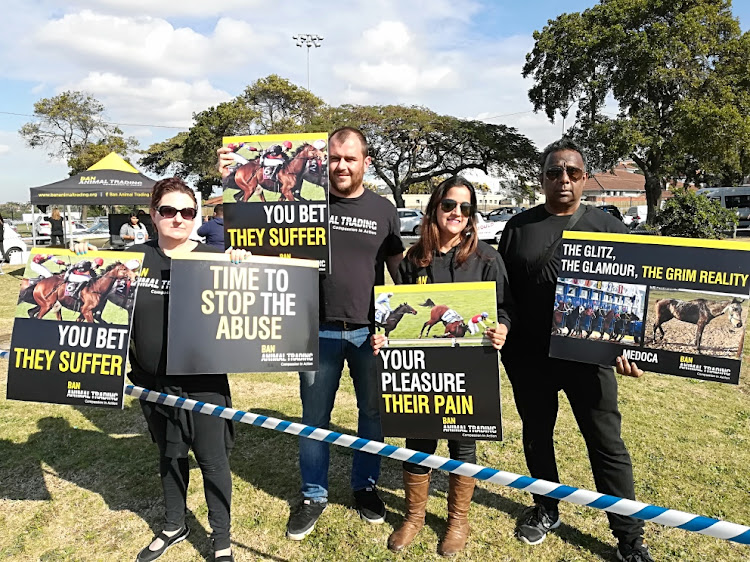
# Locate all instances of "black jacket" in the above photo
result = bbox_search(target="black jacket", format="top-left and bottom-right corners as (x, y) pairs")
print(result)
(398, 240), (513, 330)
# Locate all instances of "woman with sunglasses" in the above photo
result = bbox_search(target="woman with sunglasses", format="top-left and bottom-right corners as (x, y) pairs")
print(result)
(371, 176), (512, 557)
(75, 177), (236, 562)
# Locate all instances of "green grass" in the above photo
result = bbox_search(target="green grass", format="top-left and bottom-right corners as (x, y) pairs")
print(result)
(1, 262), (749, 561)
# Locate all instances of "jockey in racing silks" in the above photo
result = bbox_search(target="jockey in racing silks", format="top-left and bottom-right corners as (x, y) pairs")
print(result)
(375, 292), (394, 324)
(30, 253), (66, 279)
(467, 311), (491, 335)
(65, 257), (105, 298)
(262, 141), (293, 179)
(440, 307), (463, 325)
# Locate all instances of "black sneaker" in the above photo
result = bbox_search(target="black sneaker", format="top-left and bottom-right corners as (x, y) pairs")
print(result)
(354, 487), (386, 524)
(516, 504), (561, 545)
(617, 539), (655, 562)
(286, 499), (327, 540)
(136, 526), (189, 562)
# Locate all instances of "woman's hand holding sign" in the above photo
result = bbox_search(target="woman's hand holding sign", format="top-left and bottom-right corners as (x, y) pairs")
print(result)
(485, 323), (508, 350)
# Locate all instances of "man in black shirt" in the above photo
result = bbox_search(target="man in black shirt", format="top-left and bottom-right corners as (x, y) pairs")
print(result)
(287, 128), (403, 539)
(498, 138), (653, 562)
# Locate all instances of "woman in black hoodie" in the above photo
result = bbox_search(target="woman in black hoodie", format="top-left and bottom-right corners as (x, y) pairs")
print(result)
(372, 176), (512, 557)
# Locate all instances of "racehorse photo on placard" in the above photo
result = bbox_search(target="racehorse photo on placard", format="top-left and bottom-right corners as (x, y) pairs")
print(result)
(646, 288), (747, 358)
(16, 249), (142, 325)
(553, 278), (647, 345)
(222, 135), (328, 203)
(373, 282), (497, 346)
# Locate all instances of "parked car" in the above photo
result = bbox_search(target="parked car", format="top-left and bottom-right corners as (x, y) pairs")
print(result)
(485, 206), (524, 220)
(397, 208), (424, 235)
(597, 205), (624, 221)
(2, 223), (28, 264)
(33, 216), (52, 237)
(485, 211), (515, 223)
(475, 213), (505, 244)
(623, 205), (648, 227)
(74, 222), (113, 248)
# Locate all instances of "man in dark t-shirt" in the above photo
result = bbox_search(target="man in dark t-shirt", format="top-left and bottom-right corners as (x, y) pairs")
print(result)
(290, 128), (403, 539)
(498, 139), (654, 562)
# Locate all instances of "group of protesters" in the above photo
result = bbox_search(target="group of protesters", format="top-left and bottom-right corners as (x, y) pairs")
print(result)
(74, 128), (653, 562)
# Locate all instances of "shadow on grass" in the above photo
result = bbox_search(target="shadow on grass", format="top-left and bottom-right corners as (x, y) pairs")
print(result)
(0, 413), (217, 558)
(39, 402), (613, 562)
(226, 407), (615, 559)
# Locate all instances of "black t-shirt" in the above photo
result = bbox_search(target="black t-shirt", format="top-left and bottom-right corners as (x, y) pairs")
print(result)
(498, 204), (628, 355)
(49, 217), (64, 235)
(320, 189), (404, 325)
(398, 241), (513, 330)
(128, 240), (228, 393)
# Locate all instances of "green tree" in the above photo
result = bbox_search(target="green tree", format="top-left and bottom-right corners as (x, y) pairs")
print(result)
(316, 105), (537, 207)
(19, 91), (138, 175)
(656, 187), (736, 238)
(523, 0), (750, 223)
(140, 75), (323, 198)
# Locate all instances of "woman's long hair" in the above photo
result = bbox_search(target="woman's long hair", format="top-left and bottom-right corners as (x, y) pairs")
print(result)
(406, 176), (479, 268)
(51, 208), (61, 220)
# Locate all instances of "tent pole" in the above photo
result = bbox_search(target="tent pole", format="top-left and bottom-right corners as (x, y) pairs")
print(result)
(31, 203), (37, 247)
(66, 205), (72, 249)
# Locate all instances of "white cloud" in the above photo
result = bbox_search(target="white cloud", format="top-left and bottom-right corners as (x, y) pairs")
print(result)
(360, 21), (412, 56)
(71, 0), (263, 17)
(62, 72), (231, 128)
(0, 144), (9, 154)
(335, 61), (455, 95)
(34, 12), (270, 80)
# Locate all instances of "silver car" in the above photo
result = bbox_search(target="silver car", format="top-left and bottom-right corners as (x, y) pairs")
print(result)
(397, 208), (424, 235)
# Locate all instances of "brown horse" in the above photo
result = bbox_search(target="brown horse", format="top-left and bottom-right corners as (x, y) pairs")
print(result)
(233, 143), (325, 202)
(653, 297), (743, 352)
(27, 262), (136, 323)
(598, 308), (618, 340)
(418, 299), (468, 338)
(552, 300), (571, 335)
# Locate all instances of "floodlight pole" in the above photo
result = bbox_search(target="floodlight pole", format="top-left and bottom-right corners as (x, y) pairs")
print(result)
(293, 34), (324, 90)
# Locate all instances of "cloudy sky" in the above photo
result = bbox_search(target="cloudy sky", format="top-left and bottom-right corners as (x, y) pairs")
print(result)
(1, 0), (748, 202)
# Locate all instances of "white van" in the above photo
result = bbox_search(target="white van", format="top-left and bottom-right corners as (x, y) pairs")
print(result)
(696, 187), (750, 231)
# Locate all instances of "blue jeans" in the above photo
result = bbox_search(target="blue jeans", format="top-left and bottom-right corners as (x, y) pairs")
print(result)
(299, 324), (382, 502)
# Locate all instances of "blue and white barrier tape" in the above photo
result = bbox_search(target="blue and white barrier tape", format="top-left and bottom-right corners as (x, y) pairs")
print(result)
(125, 384), (749, 545)
(0, 350), (9, 359)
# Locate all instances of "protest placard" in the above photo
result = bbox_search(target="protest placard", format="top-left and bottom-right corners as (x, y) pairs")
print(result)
(7, 249), (143, 408)
(374, 282), (502, 440)
(549, 232), (750, 384)
(221, 133), (330, 272)
(166, 252), (319, 374)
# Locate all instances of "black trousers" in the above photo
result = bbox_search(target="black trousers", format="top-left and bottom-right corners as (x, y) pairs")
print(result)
(503, 353), (643, 545)
(404, 438), (476, 475)
(50, 234), (65, 246)
(141, 393), (232, 550)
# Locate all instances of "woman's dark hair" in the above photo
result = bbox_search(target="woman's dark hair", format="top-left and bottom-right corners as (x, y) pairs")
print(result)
(129, 212), (140, 222)
(150, 177), (197, 210)
(406, 176), (479, 268)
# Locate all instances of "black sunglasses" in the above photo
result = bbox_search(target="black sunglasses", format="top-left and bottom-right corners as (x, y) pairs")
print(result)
(157, 205), (198, 220)
(440, 199), (474, 217)
(545, 165), (585, 182)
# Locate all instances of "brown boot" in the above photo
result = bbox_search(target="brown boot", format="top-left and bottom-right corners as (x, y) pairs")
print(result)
(387, 470), (431, 552)
(438, 474), (475, 557)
